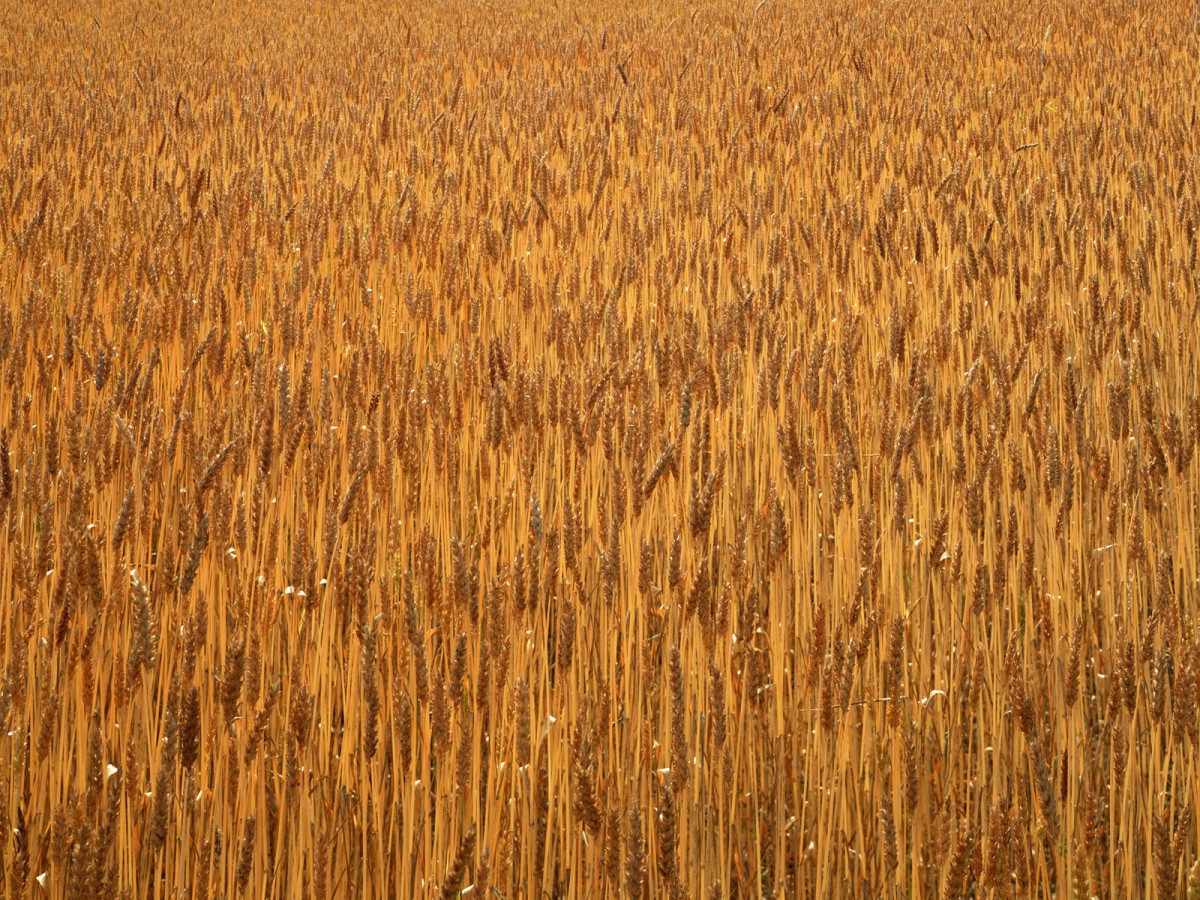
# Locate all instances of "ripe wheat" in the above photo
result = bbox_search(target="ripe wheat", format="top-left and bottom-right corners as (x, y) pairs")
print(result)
(1, 0), (1199, 897)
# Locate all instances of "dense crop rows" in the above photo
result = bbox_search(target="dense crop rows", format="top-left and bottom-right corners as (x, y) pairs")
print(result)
(2, 0), (1200, 896)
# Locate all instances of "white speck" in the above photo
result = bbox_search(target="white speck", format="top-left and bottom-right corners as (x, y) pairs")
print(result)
(920, 689), (947, 707)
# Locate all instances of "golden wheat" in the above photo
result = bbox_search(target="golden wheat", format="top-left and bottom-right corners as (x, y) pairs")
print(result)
(1, 0), (1200, 897)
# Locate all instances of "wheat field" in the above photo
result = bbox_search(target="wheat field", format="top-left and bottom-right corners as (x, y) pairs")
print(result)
(1, 0), (1199, 896)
